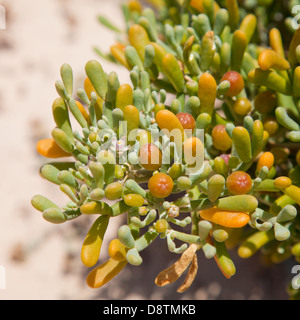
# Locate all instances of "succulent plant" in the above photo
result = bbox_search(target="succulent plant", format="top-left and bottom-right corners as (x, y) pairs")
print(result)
(32, 0), (300, 298)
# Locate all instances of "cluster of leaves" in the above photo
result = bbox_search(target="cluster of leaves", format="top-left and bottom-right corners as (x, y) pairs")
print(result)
(32, 0), (300, 297)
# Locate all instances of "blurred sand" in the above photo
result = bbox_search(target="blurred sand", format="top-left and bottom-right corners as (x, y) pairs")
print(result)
(0, 0), (294, 300)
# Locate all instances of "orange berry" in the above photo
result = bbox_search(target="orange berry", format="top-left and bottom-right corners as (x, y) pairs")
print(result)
(226, 171), (252, 195)
(139, 143), (162, 171)
(190, 0), (220, 13)
(176, 112), (196, 132)
(274, 177), (292, 189)
(212, 124), (232, 151)
(148, 173), (174, 199)
(233, 97), (252, 116)
(221, 71), (245, 97)
(155, 109), (184, 140)
(263, 117), (279, 136)
(198, 207), (250, 228)
(114, 42), (126, 50)
(128, 0), (142, 13)
(36, 138), (71, 158)
(115, 84), (133, 110)
(256, 152), (275, 173)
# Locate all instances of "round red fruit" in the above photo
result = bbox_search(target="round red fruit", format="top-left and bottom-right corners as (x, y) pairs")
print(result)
(176, 112), (196, 132)
(221, 71), (245, 97)
(226, 171), (252, 195)
(148, 173), (174, 199)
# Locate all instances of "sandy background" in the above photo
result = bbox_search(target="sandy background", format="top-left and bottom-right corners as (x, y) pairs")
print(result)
(0, 0), (295, 300)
